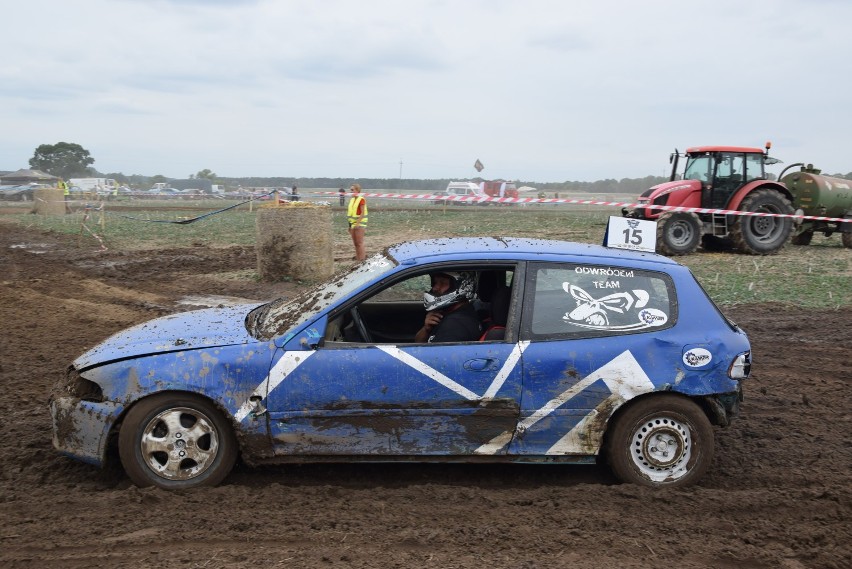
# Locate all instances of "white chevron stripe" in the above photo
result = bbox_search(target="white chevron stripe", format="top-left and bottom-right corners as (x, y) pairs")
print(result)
(477, 350), (653, 455)
(481, 341), (529, 400)
(235, 351), (316, 422)
(376, 346), (480, 400)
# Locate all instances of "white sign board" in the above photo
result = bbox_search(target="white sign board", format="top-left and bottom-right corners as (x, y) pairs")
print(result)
(603, 216), (657, 253)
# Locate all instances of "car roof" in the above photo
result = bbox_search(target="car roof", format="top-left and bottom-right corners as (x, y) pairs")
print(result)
(387, 237), (680, 268)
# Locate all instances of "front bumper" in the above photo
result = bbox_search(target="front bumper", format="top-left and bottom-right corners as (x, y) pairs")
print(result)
(50, 396), (124, 467)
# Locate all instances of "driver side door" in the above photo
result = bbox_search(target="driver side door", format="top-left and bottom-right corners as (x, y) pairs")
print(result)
(264, 271), (525, 457)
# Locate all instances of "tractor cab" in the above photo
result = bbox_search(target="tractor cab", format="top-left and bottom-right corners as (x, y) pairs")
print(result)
(678, 146), (773, 209)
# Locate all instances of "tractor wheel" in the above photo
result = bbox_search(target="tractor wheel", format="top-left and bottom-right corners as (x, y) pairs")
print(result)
(605, 394), (714, 488)
(730, 189), (794, 254)
(842, 231), (852, 249)
(656, 212), (702, 256)
(791, 230), (814, 246)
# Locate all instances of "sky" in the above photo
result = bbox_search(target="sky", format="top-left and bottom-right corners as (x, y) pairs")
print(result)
(3, 0), (851, 183)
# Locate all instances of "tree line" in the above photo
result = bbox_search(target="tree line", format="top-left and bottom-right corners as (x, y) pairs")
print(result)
(23, 142), (852, 194)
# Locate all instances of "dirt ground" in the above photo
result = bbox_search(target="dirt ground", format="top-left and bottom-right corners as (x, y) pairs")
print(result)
(0, 217), (849, 569)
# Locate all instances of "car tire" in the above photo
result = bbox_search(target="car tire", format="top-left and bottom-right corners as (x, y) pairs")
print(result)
(606, 394), (713, 488)
(656, 212), (702, 255)
(118, 393), (238, 490)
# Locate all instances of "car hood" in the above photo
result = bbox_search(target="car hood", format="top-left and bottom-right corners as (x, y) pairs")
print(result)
(74, 304), (264, 369)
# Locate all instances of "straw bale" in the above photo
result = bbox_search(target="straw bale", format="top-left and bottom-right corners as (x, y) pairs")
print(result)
(33, 188), (67, 216)
(255, 205), (333, 282)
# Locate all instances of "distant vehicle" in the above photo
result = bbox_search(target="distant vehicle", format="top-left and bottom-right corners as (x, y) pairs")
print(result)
(0, 184), (38, 201)
(779, 164), (852, 249)
(481, 180), (519, 202)
(69, 178), (118, 194)
(51, 237), (751, 490)
(146, 187), (182, 198)
(434, 182), (487, 205)
(623, 143), (796, 255)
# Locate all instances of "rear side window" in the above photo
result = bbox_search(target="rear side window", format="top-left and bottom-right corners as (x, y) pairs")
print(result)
(524, 262), (676, 340)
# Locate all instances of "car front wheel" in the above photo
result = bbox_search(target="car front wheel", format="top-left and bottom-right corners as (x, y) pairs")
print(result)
(119, 393), (237, 489)
(605, 395), (713, 487)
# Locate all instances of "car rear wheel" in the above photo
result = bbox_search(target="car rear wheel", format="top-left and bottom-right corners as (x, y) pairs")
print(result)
(606, 395), (713, 487)
(119, 393), (237, 490)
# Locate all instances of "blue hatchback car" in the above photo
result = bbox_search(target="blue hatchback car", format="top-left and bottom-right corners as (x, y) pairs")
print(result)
(51, 238), (751, 489)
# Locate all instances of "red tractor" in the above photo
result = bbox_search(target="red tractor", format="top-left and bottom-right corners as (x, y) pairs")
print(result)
(480, 180), (519, 201)
(623, 143), (795, 255)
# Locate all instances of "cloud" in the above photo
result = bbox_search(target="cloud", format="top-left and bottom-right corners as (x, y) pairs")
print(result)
(2, 0), (852, 180)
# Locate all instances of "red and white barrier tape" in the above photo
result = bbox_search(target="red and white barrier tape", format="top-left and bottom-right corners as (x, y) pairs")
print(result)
(324, 191), (850, 224)
(25, 189), (849, 224)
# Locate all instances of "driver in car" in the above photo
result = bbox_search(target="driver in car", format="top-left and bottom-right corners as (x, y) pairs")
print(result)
(415, 271), (481, 343)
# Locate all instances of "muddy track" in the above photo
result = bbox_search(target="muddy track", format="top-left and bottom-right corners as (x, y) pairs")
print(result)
(0, 220), (849, 569)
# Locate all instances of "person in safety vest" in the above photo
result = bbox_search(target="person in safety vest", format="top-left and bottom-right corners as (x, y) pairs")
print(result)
(415, 271), (481, 343)
(58, 179), (71, 213)
(347, 183), (368, 261)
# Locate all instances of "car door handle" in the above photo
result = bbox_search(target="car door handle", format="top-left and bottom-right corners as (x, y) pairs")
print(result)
(464, 358), (499, 372)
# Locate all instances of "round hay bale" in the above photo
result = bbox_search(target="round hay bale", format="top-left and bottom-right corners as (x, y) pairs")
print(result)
(32, 188), (67, 216)
(256, 204), (334, 282)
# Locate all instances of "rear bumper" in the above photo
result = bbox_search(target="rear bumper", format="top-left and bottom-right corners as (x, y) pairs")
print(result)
(703, 384), (743, 427)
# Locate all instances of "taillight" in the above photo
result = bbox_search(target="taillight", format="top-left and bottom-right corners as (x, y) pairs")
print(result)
(728, 352), (751, 379)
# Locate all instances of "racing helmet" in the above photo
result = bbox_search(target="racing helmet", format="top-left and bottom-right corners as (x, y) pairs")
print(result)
(423, 271), (476, 311)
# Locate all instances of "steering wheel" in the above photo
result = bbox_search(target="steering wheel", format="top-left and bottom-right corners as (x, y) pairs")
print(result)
(349, 307), (372, 343)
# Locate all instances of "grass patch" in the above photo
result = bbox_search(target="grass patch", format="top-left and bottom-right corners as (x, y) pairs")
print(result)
(4, 202), (849, 308)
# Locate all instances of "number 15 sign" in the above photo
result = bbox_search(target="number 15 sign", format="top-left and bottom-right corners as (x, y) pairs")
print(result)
(603, 216), (657, 253)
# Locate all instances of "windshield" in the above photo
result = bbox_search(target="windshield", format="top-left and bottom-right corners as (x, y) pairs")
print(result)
(245, 253), (397, 341)
(684, 154), (713, 183)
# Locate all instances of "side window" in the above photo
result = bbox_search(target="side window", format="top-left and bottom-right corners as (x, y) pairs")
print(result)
(717, 153), (745, 180)
(524, 263), (676, 340)
(371, 274), (430, 302)
(323, 267), (517, 345)
(745, 153), (764, 181)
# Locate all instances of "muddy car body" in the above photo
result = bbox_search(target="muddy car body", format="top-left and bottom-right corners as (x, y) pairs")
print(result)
(51, 238), (751, 489)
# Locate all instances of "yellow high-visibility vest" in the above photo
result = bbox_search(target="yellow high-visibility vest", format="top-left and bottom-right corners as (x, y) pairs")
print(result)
(347, 195), (368, 227)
